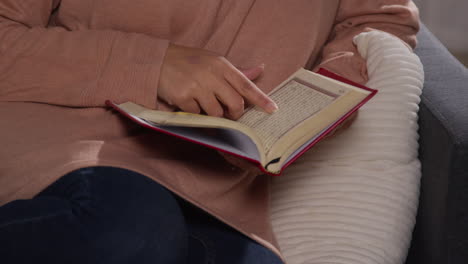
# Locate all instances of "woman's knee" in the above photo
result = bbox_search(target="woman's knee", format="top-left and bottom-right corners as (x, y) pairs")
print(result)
(65, 167), (189, 263)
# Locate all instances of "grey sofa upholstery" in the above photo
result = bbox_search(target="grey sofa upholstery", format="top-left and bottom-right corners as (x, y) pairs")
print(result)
(406, 24), (468, 264)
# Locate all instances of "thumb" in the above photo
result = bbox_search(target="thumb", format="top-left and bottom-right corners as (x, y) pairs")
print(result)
(239, 64), (265, 81)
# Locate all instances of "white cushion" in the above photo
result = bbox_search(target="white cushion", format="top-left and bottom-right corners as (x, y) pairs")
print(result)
(271, 31), (424, 264)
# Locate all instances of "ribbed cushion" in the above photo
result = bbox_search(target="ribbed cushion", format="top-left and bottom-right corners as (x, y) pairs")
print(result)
(271, 31), (424, 264)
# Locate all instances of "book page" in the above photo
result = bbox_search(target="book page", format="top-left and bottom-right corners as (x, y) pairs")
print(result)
(138, 118), (262, 162)
(115, 101), (269, 163)
(237, 78), (342, 152)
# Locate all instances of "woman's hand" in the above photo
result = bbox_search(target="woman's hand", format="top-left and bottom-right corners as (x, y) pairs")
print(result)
(324, 111), (359, 139)
(158, 44), (278, 120)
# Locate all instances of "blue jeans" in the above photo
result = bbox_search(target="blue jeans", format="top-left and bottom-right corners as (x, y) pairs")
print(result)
(0, 167), (283, 264)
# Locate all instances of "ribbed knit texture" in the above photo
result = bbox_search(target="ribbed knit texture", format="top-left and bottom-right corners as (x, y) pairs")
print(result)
(271, 31), (424, 264)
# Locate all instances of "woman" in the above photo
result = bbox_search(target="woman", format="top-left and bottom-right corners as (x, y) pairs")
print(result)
(0, 0), (419, 263)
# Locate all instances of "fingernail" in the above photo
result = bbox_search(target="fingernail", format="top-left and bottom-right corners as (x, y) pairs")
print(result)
(266, 101), (278, 114)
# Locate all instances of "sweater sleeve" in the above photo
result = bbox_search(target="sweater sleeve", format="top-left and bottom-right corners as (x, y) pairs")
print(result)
(315, 0), (420, 84)
(0, 0), (168, 109)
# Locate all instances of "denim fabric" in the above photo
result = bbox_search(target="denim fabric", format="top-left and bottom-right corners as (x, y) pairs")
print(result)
(0, 167), (283, 264)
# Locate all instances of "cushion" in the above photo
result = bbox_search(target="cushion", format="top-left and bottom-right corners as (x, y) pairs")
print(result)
(271, 31), (424, 264)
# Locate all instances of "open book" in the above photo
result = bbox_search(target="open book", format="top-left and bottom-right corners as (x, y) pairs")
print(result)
(106, 68), (377, 175)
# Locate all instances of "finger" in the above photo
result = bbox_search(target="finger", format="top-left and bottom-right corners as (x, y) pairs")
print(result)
(215, 80), (245, 120)
(324, 111), (359, 139)
(196, 95), (224, 118)
(224, 66), (278, 114)
(178, 99), (201, 114)
(341, 111), (359, 130)
(239, 64), (265, 81)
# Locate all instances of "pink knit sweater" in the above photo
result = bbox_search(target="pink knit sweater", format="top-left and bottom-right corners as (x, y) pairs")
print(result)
(0, 0), (419, 255)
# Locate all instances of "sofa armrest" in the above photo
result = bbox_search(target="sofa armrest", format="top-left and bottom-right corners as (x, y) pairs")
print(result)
(406, 24), (468, 264)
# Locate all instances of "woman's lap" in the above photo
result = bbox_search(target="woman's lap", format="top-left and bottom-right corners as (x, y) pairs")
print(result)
(179, 195), (282, 264)
(0, 166), (283, 264)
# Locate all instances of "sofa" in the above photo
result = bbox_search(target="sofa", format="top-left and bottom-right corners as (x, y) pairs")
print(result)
(406, 24), (468, 264)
